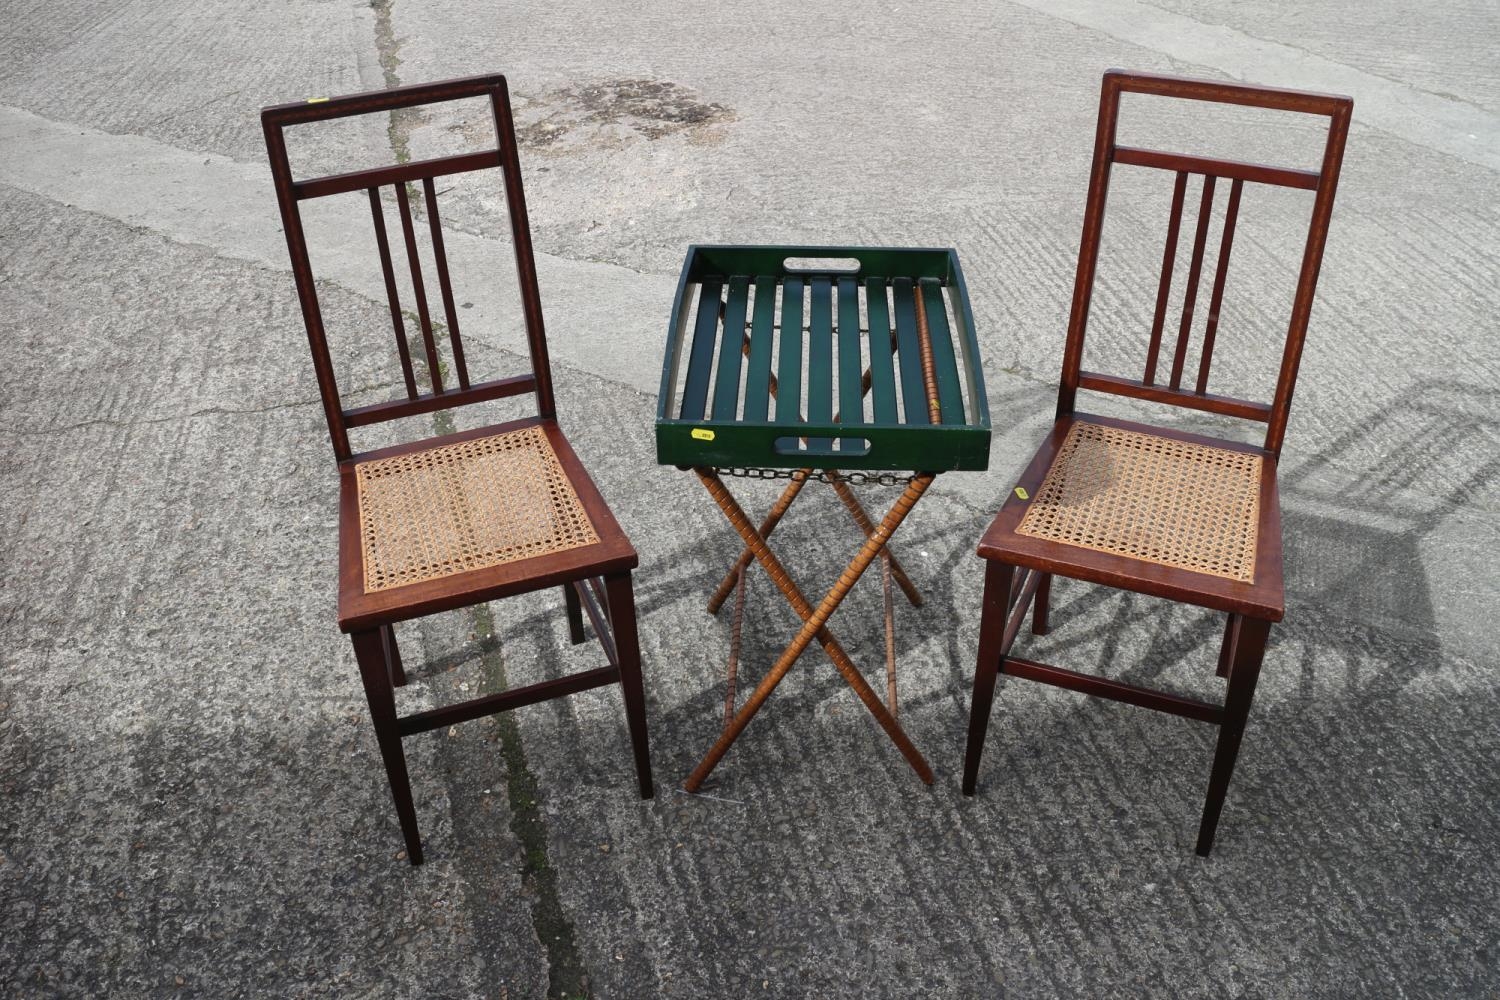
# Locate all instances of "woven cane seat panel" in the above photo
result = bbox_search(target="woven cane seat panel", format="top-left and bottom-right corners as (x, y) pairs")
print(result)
(1015, 422), (1263, 583)
(355, 426), (600, 593)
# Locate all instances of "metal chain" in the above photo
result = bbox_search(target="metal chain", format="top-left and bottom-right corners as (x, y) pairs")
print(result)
(712, 466), (917, 487)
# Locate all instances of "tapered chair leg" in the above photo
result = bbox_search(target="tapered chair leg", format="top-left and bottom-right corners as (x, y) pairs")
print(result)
(562, 581), (586, 645)
(1196, 616), (1271, 856)
(352, 628), (423, 865)
(380, 623), (407, 687)
(604, 571), (654, 799)
(1031, 573), (1052, 636)
(963, 561), (1015, 795)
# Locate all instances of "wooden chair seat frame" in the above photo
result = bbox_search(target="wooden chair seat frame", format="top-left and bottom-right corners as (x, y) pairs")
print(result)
(963, 70), (1352, 856)
(263, 75), (653, 866)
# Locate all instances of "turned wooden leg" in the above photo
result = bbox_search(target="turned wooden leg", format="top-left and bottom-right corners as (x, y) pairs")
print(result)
(685, 470), (935, 791)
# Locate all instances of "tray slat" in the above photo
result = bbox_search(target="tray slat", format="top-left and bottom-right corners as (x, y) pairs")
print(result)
(837, 277), (863, 425)
(712, 276), (751, 421)
(743, 278), (777, 422)
(865, 278), (899, 425)
(807, 277), (834, 425)
(891, 278), (929, 426)
(776, 277), (804, 423)
(920, 278), (965, 424)
(680, 279), (722, 420)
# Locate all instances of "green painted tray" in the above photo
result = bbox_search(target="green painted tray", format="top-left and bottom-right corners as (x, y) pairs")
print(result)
(655, 246), (991, 472)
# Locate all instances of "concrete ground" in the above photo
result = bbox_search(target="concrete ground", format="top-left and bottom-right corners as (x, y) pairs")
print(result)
(2, 1), (1497, 997)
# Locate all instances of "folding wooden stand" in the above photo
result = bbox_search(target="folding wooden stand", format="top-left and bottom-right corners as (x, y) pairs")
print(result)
(685, 467), (936, 790)
(655, 247), (991, 789)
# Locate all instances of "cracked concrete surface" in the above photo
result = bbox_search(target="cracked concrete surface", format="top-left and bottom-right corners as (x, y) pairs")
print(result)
(2, 1), (1498, 998)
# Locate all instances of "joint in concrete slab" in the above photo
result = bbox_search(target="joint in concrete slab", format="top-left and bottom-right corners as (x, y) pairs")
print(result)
(364, 10), (586, 986)
(469, 605), (591, 999)
(369, 0), (420, 184)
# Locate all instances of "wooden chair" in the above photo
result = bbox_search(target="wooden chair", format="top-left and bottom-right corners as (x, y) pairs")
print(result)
(962, 71), (1352, 855)
(262, 75), (653, 865)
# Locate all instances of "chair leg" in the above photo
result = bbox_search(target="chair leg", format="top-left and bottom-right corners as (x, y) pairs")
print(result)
(380, 624), (407, 687)
(963, 561), (1015, 796)
(1031, 572), (1052, 636)
(1215, 613), (1241, 679)
(562, 582), (586, 646)
(1196, 616), (1271, 856)
(351, 628), (423, 865)
(604, 571), (654, 799)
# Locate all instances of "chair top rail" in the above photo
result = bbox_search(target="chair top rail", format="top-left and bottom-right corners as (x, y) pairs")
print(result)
(262, 74), (507, 128)
(1105, 69), (1351, 117)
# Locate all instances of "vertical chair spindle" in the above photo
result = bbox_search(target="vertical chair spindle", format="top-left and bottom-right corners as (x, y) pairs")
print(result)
(1144, 171), (1189, 385)
(1197, 178), (1244, 395)
(1169, 175), (1217, 390)
(394, 183), (444, 394)
(368, 188), (419, 399)
(421, 177), (470, 390)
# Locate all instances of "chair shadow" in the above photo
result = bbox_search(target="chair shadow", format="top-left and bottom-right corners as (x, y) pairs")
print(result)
(1007, 379), (1497, 696)
(939, 380), (1497, 826)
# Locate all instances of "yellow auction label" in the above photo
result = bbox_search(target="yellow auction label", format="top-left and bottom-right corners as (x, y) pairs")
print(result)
(1014, 486), (1029, 500)
(691, 428), (716, 441)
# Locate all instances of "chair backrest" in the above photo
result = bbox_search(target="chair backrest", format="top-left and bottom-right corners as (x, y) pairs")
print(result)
(262, 74), (554, 462)
(1056, 70), (1353, 458)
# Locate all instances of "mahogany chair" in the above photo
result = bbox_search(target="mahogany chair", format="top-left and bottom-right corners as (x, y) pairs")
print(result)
(962, 71), (1352, 855)
(262, 75), (653, 865)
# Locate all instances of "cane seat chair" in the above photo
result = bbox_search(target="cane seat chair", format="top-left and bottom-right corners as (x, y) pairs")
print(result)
(263, 75), (653, 865)
(962, 71), (1352, 855)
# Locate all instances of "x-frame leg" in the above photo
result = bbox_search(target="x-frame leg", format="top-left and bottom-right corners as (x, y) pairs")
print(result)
(714, 474), (909, 724)
(684, 468), (936, 792)
(707, 473), (925, 613)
